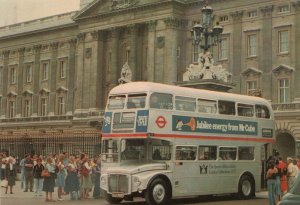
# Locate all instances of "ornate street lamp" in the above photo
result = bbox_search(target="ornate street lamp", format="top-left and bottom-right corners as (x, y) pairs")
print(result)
(191, 3), (223, 52)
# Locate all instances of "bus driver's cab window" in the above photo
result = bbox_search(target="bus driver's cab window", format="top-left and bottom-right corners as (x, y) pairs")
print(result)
(150, 93), (173, 109)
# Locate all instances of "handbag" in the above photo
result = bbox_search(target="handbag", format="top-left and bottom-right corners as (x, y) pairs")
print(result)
(1, 179), (8, 188)
(41, 169), (50, 177)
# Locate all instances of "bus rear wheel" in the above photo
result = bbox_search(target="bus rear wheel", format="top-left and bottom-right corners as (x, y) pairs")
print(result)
(105, 192), (123, 204)
(238, 175), (255, 199)
(145, 178), (171, 205)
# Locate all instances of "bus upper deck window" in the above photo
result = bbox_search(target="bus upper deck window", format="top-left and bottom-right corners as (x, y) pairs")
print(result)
(175, 96), (196, 112)
(127, 93), (146, 109)
(237, 103), (254, 117)
(108, 95), (125, 109)
(255, 104), (270, 119)
(150, 93), (173, 109)
(218, 101), (235, 115)
(198, 99), (217, 114)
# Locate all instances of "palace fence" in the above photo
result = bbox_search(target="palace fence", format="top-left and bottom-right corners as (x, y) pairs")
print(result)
(0, 133), (101, 159)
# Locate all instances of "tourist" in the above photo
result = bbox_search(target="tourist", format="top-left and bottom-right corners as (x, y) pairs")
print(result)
(19, 155), (26, 190)
(33, 158), (44, 196)
(266, 162), (278, 205)
(93, 155), (101, 199)
(65, 154), (80, 200)
(287, 157), (298, 191)
(80, 154), (93, 199)
(277, 157), (288, 195)
(4, 157), (17, 194)
(24, 154), (34, 192)
(42, 157), (56, 202)
(56, 154), (66, 201)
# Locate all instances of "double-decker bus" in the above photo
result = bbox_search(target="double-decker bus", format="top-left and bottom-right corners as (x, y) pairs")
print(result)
(100, 82), (274, 205)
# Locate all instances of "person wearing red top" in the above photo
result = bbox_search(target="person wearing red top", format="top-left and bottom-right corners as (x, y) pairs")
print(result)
(277, 157), (288, 195)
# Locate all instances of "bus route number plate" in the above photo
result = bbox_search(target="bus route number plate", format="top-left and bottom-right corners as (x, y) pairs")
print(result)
(112, 192), (124, 198)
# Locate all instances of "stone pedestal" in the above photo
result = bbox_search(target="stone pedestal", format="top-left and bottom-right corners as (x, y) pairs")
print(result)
(176, 79), (235, 92)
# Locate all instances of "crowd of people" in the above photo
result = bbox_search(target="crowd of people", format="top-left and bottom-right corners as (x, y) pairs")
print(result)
(0, 151), (102, 202)
(266, 156), (300, 205)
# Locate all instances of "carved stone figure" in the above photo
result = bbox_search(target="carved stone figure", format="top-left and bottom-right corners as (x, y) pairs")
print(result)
(183, 51), (231, 82)
(118, 62), (132, 84)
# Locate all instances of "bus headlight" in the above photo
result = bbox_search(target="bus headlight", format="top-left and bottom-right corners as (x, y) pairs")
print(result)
(133, 176), (141, 186)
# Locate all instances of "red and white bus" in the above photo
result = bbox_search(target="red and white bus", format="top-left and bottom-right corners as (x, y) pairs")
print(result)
(100, 82), (274, 205)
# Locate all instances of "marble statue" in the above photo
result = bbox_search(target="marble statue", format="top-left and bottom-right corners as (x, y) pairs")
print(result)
(118, 62), (132, 84)
(183, 51), (231, 82)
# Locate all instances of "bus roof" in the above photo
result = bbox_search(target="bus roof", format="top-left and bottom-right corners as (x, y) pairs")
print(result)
(110, 82), (271, 107)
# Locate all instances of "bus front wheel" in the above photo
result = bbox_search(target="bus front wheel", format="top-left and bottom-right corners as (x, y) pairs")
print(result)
(238, 175), (255, 199)
(145, 178), (171, 205)
(105, 192), (123, 204)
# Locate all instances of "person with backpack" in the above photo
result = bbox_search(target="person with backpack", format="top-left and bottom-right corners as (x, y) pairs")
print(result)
(266, 162), (278, 205)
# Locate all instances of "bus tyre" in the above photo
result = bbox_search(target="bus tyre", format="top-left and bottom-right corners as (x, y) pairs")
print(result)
(105, 192), (123, 204)
(238, 175), (254, 199)
(145, 178), (171, 205)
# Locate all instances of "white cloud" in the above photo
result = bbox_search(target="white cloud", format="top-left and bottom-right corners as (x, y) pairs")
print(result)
(0, 0), (80, 27)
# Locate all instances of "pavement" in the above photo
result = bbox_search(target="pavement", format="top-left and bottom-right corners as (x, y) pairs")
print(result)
(0, 180), (269, 205)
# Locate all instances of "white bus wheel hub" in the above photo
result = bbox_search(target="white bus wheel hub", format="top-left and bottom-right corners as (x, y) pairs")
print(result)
(153, 184), (165, 203)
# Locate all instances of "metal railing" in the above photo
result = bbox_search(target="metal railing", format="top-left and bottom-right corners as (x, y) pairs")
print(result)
(272, 102), (300, 111)
(0, 133), (101, 159)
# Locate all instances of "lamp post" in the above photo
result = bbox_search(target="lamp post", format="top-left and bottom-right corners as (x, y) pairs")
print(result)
(191, 3), (223, 52)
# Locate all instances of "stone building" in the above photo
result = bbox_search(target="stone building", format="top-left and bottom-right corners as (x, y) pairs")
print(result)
(0, 0), (299, 159)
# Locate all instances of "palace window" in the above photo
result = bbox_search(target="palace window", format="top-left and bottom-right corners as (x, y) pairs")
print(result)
(40, 97), (48, 116)
(247, 34), (257, 57)
(10, 66), (17, 84)
(25, 64), (32, 83)
(57, 96), (65, 115)
(24, 99), (31, 117)
(246, 80), (257, 95)
(59, 59), (67, 79)
(8, 100), (16, 118)
(248, 10), (257, 18)
(278, 5), (289, 13)
(41, 61), (49, 80)
(278, 78), (289, 103)
(278, 30), (289, 53)
(219, 37), (228, 60)
(219, 15), (229, 23)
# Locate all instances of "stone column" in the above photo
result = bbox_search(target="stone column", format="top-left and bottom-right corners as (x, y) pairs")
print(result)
(32, 45), (42, 116)
(1, 50), (10, 118)
(293, 2), (300, 99)
(128, 24), (138, 81)
(74, 33), (86, 117)
(16, 47), (25, 117)
(96, 31), (106, 109)
(260, 6), (273, 101)
(49, 42), (59, 116)
(230, 11), (243, 76)
(163, 18), (186, 84)
(110, 28), (120, 86)
(146, 20), (157, 82)
(66, 38), (77, 115)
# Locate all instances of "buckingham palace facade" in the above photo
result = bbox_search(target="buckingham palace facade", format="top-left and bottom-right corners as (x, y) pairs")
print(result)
(0, 0), (300, 159)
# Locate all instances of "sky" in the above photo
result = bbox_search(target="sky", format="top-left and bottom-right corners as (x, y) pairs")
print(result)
(0, 0), (80, 27)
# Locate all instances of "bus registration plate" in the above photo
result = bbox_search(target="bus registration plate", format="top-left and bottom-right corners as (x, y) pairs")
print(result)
(112, 192), (124, 198)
